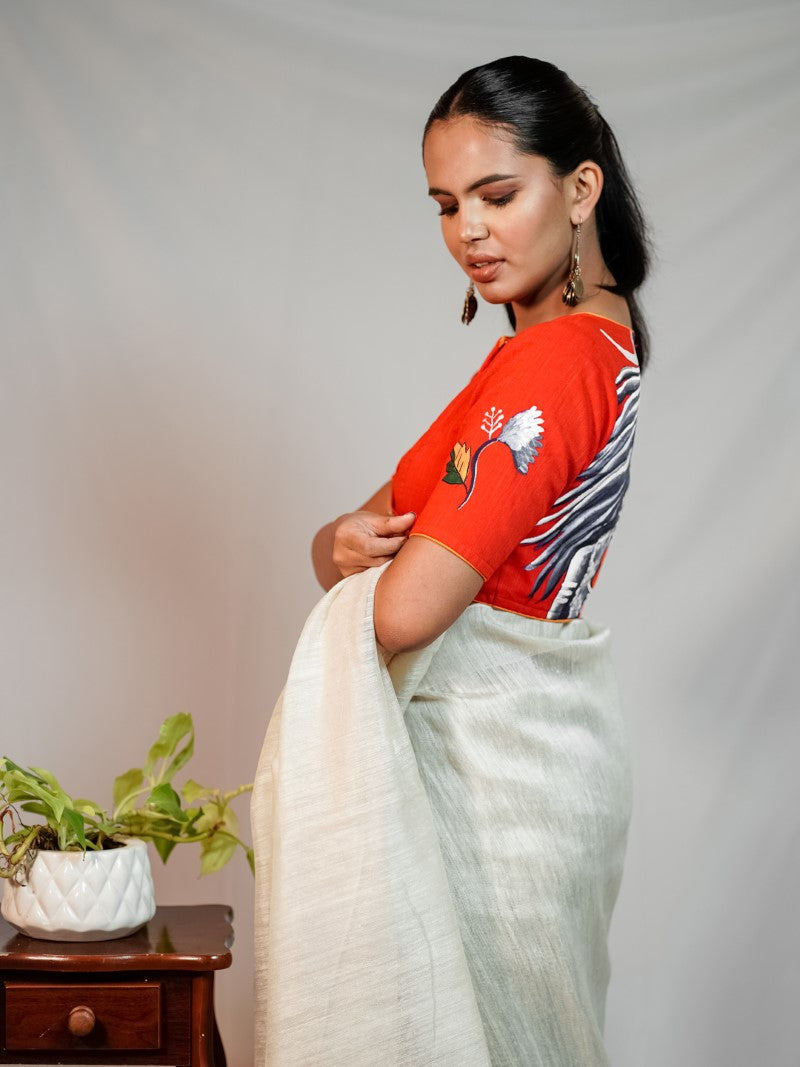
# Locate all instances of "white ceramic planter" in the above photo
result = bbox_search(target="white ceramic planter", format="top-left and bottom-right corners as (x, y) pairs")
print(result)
(1, 838), (156, 941)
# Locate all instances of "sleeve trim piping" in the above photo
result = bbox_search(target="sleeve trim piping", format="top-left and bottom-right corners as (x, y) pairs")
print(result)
(407, 532), (489, 581)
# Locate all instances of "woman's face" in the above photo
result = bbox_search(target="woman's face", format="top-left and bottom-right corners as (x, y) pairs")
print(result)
(423, 116), (576, 325)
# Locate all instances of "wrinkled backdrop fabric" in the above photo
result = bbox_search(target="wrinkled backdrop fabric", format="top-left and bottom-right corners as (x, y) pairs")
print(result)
(1, 2), (798, 1065)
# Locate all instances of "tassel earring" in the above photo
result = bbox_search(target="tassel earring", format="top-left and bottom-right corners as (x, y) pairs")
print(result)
(461, 280), (477, 325)
(562, 221), (584, 307)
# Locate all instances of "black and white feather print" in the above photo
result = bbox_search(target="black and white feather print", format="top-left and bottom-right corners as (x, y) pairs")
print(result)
(521, 353), (640, 619)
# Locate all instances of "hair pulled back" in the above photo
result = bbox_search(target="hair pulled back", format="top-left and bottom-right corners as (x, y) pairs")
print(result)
(424, 56), (651, 368)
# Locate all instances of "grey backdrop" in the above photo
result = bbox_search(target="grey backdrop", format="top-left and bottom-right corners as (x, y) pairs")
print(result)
(1, 2), (798, 1064)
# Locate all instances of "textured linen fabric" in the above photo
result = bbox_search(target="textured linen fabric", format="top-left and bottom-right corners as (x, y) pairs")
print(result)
(392, 315), (640, 620)
(252, 565), (632, 1065)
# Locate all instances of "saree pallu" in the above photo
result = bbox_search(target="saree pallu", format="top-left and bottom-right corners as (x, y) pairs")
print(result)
(252, 567), (632, 1066)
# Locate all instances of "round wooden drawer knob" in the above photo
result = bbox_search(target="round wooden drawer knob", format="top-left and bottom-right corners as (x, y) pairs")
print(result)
(68, 1005), (96, 1037)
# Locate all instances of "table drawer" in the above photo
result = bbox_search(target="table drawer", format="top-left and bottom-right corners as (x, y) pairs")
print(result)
(4, 981), (160, 1051)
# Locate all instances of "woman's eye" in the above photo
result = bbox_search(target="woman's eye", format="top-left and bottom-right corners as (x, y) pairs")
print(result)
(437, 203), (458, 218)
(485, 191), (516, 207)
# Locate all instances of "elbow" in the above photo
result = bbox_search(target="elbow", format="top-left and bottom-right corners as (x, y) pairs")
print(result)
(373, 586), (439, 655)
(374, 620), (434, 655)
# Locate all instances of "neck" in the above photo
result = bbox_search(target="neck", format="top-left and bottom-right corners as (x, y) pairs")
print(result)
(512, 223), (624, 332)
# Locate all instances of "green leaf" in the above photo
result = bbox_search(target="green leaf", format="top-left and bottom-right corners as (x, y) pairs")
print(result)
(113, 767), (144, 810)
(2, 758), (38, 778)
(152, 835), (177, 864)
(6, 773), (68, 826)
(3, 778), (35, 805)
(29, 766), (67, 793)
(245, 847), (255, 874)
(148, 783), (186, 822)
(61, 808), (87, 850)
(442, 452), (465, 484)
(200, 832), (237, 875)
(220, 805), (239, 838)
(144, 713), (194, 783)
(180, 778), (210, 805)
(183, 808), (202, 833)
(192, 800), (223, 836)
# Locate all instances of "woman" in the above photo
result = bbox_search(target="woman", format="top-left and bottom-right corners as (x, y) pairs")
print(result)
(253, 56), (649, 1067)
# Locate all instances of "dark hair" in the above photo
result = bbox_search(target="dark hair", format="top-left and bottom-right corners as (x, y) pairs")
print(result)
(424, 56), (652, 368)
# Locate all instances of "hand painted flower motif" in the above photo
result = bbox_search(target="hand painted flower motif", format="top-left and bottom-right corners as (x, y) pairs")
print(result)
(496, 407), (545, 474)
(441, 404), (545, 509)
(443, 442), (472, 486)
(481, 407), (504, 437)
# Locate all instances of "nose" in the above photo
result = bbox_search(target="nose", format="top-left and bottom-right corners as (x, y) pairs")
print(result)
(459, 213), (489, 243)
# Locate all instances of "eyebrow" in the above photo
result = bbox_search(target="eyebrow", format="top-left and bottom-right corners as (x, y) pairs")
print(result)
(428, 173), (519, 197)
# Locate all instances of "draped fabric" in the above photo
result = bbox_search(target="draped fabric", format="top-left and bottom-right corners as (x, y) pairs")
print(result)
(2, 3), (798, 1064)
(252, 567), (631, 1065)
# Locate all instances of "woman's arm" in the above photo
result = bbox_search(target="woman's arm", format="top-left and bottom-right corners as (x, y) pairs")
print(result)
(311, 482), (416, 591)
(374, 536), (484, 654)
(313, 483), (483, 652)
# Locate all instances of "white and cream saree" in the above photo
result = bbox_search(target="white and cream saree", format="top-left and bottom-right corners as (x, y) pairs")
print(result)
(252, 566), (631, 1066)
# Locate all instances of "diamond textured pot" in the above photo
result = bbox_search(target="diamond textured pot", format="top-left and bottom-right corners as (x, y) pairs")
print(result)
(1, 838), (156, 941)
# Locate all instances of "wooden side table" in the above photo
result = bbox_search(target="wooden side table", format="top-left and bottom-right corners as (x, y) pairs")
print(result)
(0, 903), (233, 1065)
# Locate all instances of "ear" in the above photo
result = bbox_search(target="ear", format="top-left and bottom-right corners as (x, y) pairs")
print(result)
(566, 160), (604, 224)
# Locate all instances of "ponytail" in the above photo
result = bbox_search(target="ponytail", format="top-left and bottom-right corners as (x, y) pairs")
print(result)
(594, 117), (651, 366)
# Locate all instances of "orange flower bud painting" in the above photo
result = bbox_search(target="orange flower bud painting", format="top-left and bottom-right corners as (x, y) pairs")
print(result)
(443, 442), (472, 486)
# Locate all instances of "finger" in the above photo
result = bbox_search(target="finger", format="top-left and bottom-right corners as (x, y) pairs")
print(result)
(367, 534), (408, 558)
(379, 512), (416, 534)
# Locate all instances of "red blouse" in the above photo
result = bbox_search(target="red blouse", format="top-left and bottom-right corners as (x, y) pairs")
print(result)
(391, 314), (641, 621)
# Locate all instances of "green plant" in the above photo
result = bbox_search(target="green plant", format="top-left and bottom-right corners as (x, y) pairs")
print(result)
(1, 713), (253, 881)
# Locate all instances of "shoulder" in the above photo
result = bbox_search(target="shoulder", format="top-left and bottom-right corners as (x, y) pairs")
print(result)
(505, 313), (636, 364)
(485, 314), (637, 403)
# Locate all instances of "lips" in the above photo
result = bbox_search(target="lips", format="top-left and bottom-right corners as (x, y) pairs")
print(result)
(466, 256), (503, 284)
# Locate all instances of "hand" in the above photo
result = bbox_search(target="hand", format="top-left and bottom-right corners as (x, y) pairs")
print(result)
(332, 510), (416, 578)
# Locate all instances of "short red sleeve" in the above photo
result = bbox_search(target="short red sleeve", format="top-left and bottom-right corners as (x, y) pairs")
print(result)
(392, 316), (640, 619)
